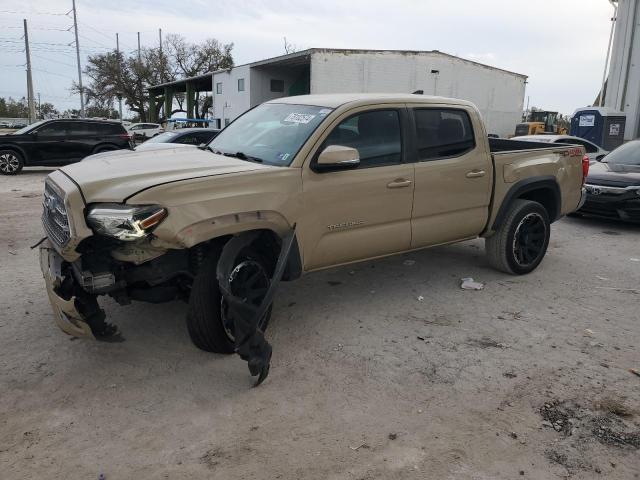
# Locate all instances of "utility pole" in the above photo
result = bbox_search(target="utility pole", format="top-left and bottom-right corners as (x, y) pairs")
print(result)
(116, 33), (123, 121)
(159, 28), (163, 82)
(137, 32), (141, 62)
(37, 92), (41, 119)
(71, 0), (85, 117)
(23, 19), (36, 123)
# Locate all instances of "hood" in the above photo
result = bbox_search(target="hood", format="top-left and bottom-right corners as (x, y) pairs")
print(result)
(61, 147), (271, 202)
(135, 143), (196, 152)
(587, 161), (640, 187)
(82, 143), (194, 161)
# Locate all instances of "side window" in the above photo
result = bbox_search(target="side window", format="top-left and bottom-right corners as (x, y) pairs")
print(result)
(176, 134), (200, 145)
(37, 122), (67, 136)
(68, 123), (93, 136)
(216, 82), (223, 94)
(413, 108), (475, 160)
(323, 110), (402, 168)
(238, 78), (245, 92)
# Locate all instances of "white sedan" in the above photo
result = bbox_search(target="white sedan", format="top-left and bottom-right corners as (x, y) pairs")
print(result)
(127, 123), (164, 141)
(511, 135), (608, 163)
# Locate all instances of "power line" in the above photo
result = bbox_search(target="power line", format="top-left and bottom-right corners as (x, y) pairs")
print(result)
(0, 10), (68, 16)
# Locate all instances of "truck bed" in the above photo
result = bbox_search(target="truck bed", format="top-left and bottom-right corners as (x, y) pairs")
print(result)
(488, 137), (563, 153)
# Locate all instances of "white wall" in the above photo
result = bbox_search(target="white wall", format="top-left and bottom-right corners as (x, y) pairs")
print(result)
(310, 51), (526, 138)
(212, 65), (251, 126)
(605, 0), (640, 139)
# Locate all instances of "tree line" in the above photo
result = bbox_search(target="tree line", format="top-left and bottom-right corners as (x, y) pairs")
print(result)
(75, 34), (234, 122)
(2, 34), (233, 122)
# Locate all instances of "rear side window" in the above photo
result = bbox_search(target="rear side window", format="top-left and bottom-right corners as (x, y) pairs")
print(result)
(323, 110), (402, 168)
(37, 122), (67, 136)
(93, 123), (124, 135)
(413, 108), (475, 160)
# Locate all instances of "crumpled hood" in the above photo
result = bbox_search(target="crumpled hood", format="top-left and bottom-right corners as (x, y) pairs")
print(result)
(61, 147), (269, 203)
(587, 161), (640, 187)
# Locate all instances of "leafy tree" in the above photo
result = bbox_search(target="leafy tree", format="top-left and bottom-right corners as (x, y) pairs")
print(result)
(39, 102), (59, 119)
(0, 97), (29, 118)
(78, 34), (233, 121)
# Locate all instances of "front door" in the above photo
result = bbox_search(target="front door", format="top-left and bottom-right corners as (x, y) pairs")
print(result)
(33, 121), (71, 164)
(301, 107), (414, 270)
(409, 106), (492, 247)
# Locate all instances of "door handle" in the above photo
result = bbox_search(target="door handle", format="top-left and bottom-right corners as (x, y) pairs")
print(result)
(387, 178), (412, 189)
(465, 170), (486, 178)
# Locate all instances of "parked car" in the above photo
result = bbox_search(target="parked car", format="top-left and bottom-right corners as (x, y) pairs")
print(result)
(39, 94), (587, 351)
(128, 123), (163, 141)
(578, 140), (640, 222)
(136, 128), (220, 150)
(511, 134), (608, 163)
(0, 119), (132, 175)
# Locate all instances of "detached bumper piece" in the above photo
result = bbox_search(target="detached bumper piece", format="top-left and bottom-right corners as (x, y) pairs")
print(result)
(216, 228), (296, 387)
(39, 241), (123, 341)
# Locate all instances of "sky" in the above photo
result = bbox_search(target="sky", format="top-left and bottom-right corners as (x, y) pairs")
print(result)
(0, 0), (615, 116)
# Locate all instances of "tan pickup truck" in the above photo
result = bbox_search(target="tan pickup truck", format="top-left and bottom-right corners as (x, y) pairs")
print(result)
(39, 93), (588, 352)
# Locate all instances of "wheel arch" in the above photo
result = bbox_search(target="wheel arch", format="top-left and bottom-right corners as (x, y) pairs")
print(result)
(491, 176), (561, 231)
(0, 144), (28, 164)
(92, 143), (120, 154)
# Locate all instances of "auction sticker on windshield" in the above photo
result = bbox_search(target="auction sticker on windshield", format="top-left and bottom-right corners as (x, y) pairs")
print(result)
(284, 113), (316, 124)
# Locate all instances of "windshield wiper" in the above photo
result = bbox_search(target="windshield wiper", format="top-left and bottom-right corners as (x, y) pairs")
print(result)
(223, 151), (263, 163)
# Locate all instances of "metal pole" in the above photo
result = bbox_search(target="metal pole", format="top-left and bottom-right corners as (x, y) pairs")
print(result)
(600, 1), (618, 107)
(116, 33), (123, 121)
(71, 0), (85, 117)
(137, 32), (141, 62)
(23, 19), (36, 123)
(37, 92), (41, 119)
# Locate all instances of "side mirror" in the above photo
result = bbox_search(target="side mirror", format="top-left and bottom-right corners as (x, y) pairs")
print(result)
(315, 145), (360, 171)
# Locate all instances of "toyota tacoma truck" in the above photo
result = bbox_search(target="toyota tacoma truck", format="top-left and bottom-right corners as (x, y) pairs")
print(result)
(39, 93), (588, 352)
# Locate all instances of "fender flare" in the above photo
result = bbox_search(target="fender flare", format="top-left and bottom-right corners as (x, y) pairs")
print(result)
(492, 176), (561, 230)
(0, 143), (29, 165)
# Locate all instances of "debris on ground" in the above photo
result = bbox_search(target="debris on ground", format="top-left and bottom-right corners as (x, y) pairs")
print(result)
(417, 295), (424, 302)
(594, 397), (635, 417)
(403, 259), (415, 266)
(629, 368), (640, 378)
(540, 400), (576, 436)
(327, 280), (342, 286)
(630, 258), (640, 262)
(388, 433), (397, 440)
(460, 277), (484, 290)
(468, 337), (508, 349)
(349, 443), (370, 451)
(596, 275), (610, 281)
(583, 328), (594, 337)
(503, 371), (517, 378)
(591, 416), (640, 449)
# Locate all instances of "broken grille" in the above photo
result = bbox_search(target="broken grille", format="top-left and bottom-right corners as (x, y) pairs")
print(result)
(42, 181), (70, 248)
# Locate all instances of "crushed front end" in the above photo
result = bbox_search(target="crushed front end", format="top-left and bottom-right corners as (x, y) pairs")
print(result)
(39, 171), (195, 340)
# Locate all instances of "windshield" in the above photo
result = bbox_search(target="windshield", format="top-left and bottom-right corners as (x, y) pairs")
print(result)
(143, 131), (179, 144)
(604, 140), (640, 165)
(14, 120), (46, 135)
(209, 103), (332, 166)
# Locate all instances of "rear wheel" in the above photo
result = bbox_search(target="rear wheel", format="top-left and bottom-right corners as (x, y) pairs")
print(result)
(486, 199), (550, 275)
(186, 245), (273, 353)
(0, 150), (24, 175)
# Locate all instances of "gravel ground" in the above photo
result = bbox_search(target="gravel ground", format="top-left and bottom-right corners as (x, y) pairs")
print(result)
(1, 169), (639, 479)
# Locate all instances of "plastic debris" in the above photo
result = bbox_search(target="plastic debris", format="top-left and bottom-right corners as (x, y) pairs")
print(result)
(583, 329), (594, 337)
(630, 258), (640, 262)
(460, 277), (484, 290)
(417, 295), (424, 301)
(596, 275), (609, 281)
(403, 259), (416, 266)
(630, 368), (640, 378)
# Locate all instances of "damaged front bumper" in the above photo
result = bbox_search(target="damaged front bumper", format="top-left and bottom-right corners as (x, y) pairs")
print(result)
(39, 240), (96, 338)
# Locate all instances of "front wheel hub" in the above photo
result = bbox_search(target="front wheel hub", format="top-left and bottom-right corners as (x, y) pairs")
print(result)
(0, 152), (20, 173)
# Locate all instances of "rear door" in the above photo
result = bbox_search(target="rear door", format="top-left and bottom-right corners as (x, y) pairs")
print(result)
(409, 105), (492, 247)
(301, 106), (414, 270)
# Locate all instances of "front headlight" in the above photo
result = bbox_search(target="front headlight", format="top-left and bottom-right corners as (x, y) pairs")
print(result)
(86, 204), (167, 241)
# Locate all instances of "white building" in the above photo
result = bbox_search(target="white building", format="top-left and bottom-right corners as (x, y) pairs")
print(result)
(211, 48), (527, 137)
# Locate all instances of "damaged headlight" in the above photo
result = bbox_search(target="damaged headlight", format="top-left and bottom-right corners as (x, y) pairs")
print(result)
(86, 204), (167, 241)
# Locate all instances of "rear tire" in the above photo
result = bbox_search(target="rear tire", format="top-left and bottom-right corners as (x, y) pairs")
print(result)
(0, 149), (24, 175)
(486, 199), (550, 275)
(186, 244), (273, 353)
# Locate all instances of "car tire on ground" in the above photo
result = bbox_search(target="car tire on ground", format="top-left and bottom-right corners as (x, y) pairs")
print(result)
(0, 149), (24, 175)
(186, 243), (273, 353)
(485, 199), (551, 275)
